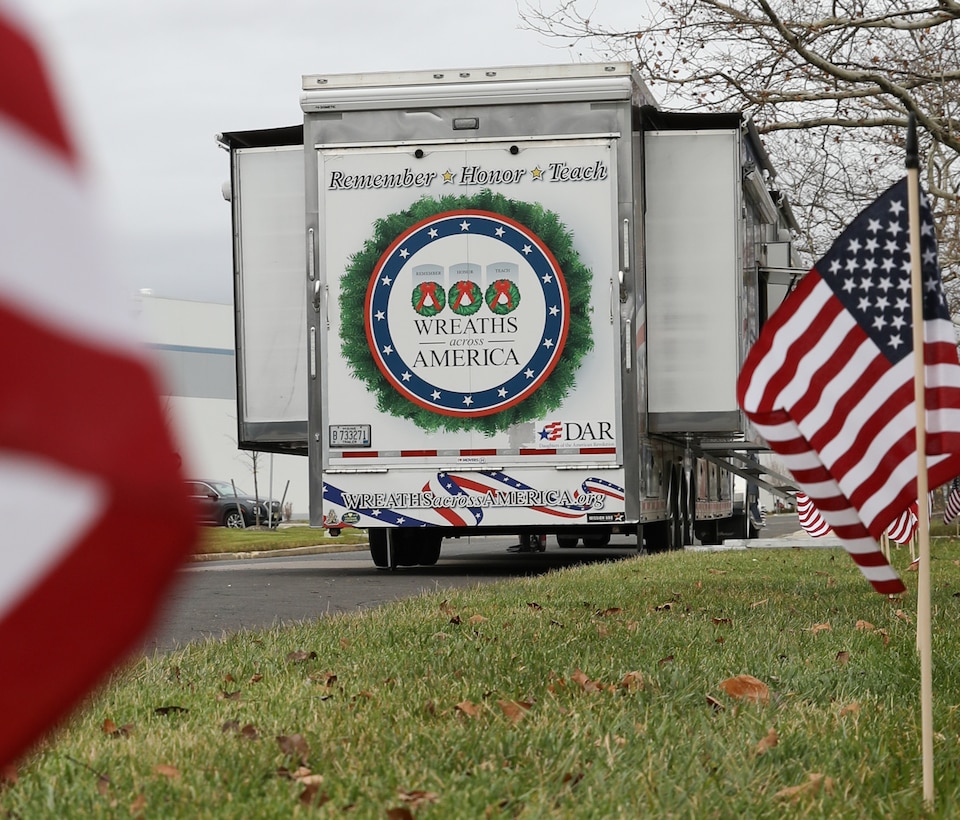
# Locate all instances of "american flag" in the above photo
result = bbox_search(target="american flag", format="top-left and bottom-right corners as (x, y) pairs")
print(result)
(944, 478), (960, 525)
(738, 178), (960, 594)
(0, 8), (197, 766)
(796, 492), (831, 537)
(886, 501), (919, 545)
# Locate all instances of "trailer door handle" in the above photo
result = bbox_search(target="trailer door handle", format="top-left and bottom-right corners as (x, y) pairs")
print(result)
(624, 317), (632, 373)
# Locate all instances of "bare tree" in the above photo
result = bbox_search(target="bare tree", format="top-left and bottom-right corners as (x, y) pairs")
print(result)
(521, 1), (960, 300)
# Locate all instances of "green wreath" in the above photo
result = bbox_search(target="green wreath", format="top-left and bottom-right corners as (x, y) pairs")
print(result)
(448, 281), (483, 316)
(486, 279), (521, 315)
(411, 281), (445, 316)
(339, 189), (594, 435)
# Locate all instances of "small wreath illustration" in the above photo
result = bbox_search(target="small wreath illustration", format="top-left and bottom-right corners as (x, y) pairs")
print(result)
(411, 281), (445, 316)
(339, 189), (594, 435)
(448, 281), (483, 316)
(485, 279), (521, 315)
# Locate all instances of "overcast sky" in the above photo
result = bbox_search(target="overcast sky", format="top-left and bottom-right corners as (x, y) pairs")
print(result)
(27, 1), (640, 304)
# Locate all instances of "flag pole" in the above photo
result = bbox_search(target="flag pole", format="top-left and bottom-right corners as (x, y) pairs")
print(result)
(906, 113), (934, 807)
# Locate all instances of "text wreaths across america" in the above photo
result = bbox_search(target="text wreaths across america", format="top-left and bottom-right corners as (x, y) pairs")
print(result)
(738, 177), (960, 594)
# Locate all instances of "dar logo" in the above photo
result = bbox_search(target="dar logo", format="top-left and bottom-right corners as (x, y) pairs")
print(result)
(340, 191), (594, 434)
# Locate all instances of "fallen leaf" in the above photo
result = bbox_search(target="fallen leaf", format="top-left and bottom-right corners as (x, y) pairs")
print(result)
(310, 671), (338, 687)
(386, 809), (414, 820)
(620, 671), (645, 691)
(855, 620), (875, 631)
(130, 794), (147, 814)
(448, 615), (462, 625)
(286, 650), (317, 663)
(249, 673), (263, 684)
(598, 607), (622, 616)
(153, 705), (188, 717)
(299, 783), (329, 807)
(755, 727), (779, 755)
(750, 598), (768, 608)
(153, 764), (180, 779)
(217, 690), (241, 702)
(276, 733), (310, 763)
(655, 602), (672, 611)
(295, 773), (325, 786)
(398, 789), (439, 808)
(456, 700), (480, 718)
(469, 614), (488, 624)
(811, 623), (832, 634)
(708, 569), (727, 575)
(572, 669), (602, 693)
(712, 617), (732, 625)
(101, 719), (133, 737)
(775, 773), (834, 802)
(497, 699), (532, 724)
(835, 650), (850, 665)
(658, 655), (674, 667)
(895, 610), (913, 625)
(595, 624), (610, 638)
(705, 695), (725, 712)
(840, 702), (860, 717)
(719, 674), (769, 704)
(527, 602), (543, 610)
(96, 775), (110, 796)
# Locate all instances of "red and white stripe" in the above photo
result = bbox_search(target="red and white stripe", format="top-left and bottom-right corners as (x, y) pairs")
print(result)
(796, 492), (831, 537)
(886, 501), (919, 545)
(0, 7), (197, 767)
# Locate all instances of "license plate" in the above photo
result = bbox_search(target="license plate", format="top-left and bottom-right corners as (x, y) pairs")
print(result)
(329, 424), (371, 448)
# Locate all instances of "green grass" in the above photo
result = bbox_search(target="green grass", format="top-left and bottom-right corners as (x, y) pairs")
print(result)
(5, 542), (960, 818)
(197, 526), (367, 555)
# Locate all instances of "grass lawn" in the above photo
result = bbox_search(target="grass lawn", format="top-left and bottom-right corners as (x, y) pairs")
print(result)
(196, 525), (368, 555)
(4, 539), (960, 817)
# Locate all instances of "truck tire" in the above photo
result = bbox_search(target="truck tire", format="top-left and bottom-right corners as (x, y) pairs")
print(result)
(368, 529), (389, 568)
(582, 533), (610, 547)
(417, 533), (442, 566)
(557, 534), (579, 548)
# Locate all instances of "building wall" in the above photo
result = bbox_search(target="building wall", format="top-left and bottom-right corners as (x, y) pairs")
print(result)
(138, 295), (310, 518)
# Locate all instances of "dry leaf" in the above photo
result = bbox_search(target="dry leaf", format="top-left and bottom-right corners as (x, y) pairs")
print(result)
(469, 614), (488, 624)
(620, 671), (645, 691)
(249, 673), (263, 684)
(775, 773), (834, 802)
(595, 624), (610, 638)
(750, 598), (768, 608)
(755, 728), (779, 756)
(497, 699), (532, 724)
(276, 733), (310, 763)
(153, 705), (188, 716)
(153, 764), (180, 779)
(655, 602), (672, 611)
(217, 690), (241, 702)
(706, 695), (725, 712)
(811, 623), (832, 634)
(386, 809), (414, 820)
(286, 650), (317, 663)
(895, 610), (913, 625)
(527, 602), (543, 610)
(835, 650), (850, 665)
(299, 783), (329, 807)
(719, 674), (769, 704)
(101, 719), (133, 737)
(598, 607), (622, 616)
(572, 669), (602, 692)
(130, 794), (147, 814)
(855, 620), (875, 631)
(840, 702), (860, 717)
(456, 700), (480, 718)
(398, 789), (439, 807)
(712, 617), (732, 626)
(659, 655), (675, 667)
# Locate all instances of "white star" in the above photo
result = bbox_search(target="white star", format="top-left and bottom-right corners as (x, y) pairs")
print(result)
(841, 277), (856, 294)
(541, 273), (553, 283)
(522, 244), (533, 255)
(497, 387), (508, 397)
(375, 310), (385, 321)
(396, 517), (405, 525)
(401, 371), (412, 382)
(462, 395), (473, 406)
(888, 335), (904, 351)
(543, 338), (554, 349)
(431, 390), (441, 401)
(381, 275), (392, 286)
(382, 345), (393, 355)
(371, 509), (381, 516)
(889, 199), (905, 217)
(459, 220), (471, 231)
(524, 368), (535, 379)
(875, 295), (890, 311)
(923, 248), (937, 266)
(429, 227), (438, 238)
(865, 237), (880, 253)
(847, 238), (862, 255)
(549, 305), (560, 315)
(858, 296), (871, 312)
(890, 314), (907, 330)
(495, 226), (505, 237)
(867, 218), (882, 234)
(895, 296), (910, 311)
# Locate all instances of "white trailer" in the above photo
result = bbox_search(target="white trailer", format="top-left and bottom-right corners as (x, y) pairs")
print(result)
(218, 63), (798, 567)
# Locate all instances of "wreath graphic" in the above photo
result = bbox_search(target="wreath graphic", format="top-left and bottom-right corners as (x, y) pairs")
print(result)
(339, 190), (593, 434)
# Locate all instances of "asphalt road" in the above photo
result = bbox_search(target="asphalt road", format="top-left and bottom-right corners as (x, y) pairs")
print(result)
(141, 514), (800, 655)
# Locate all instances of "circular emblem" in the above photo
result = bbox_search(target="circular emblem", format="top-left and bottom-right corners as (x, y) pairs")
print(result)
(366, 210), (569, 418)
(339, 191), (593, 434)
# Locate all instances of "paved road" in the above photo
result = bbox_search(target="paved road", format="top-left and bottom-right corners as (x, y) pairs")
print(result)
(142, 515), (800, 655)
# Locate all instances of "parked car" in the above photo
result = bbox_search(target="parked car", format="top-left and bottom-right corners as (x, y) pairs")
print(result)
(186, 479), (282, 528)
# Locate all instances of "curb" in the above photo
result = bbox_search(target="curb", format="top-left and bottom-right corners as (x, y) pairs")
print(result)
(191, 542), (367, 562)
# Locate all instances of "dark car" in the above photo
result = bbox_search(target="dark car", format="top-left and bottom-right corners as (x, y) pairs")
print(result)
(186, 479), (282, 528)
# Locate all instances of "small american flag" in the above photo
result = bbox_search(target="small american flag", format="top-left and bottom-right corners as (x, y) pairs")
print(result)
(738, 178), (960, 594)
(944, 478), (960, 525)
(886, 501), (919, 545)
(796, 492), (831, 537)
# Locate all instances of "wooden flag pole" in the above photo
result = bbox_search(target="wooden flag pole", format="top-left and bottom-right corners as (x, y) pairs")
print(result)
(906, 113), (934, 807)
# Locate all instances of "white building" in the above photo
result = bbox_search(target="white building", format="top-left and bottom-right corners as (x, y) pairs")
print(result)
(137, 294), (309, 519)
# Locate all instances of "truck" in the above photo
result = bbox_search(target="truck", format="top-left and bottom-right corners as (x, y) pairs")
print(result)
(217, 62), (798, 568)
